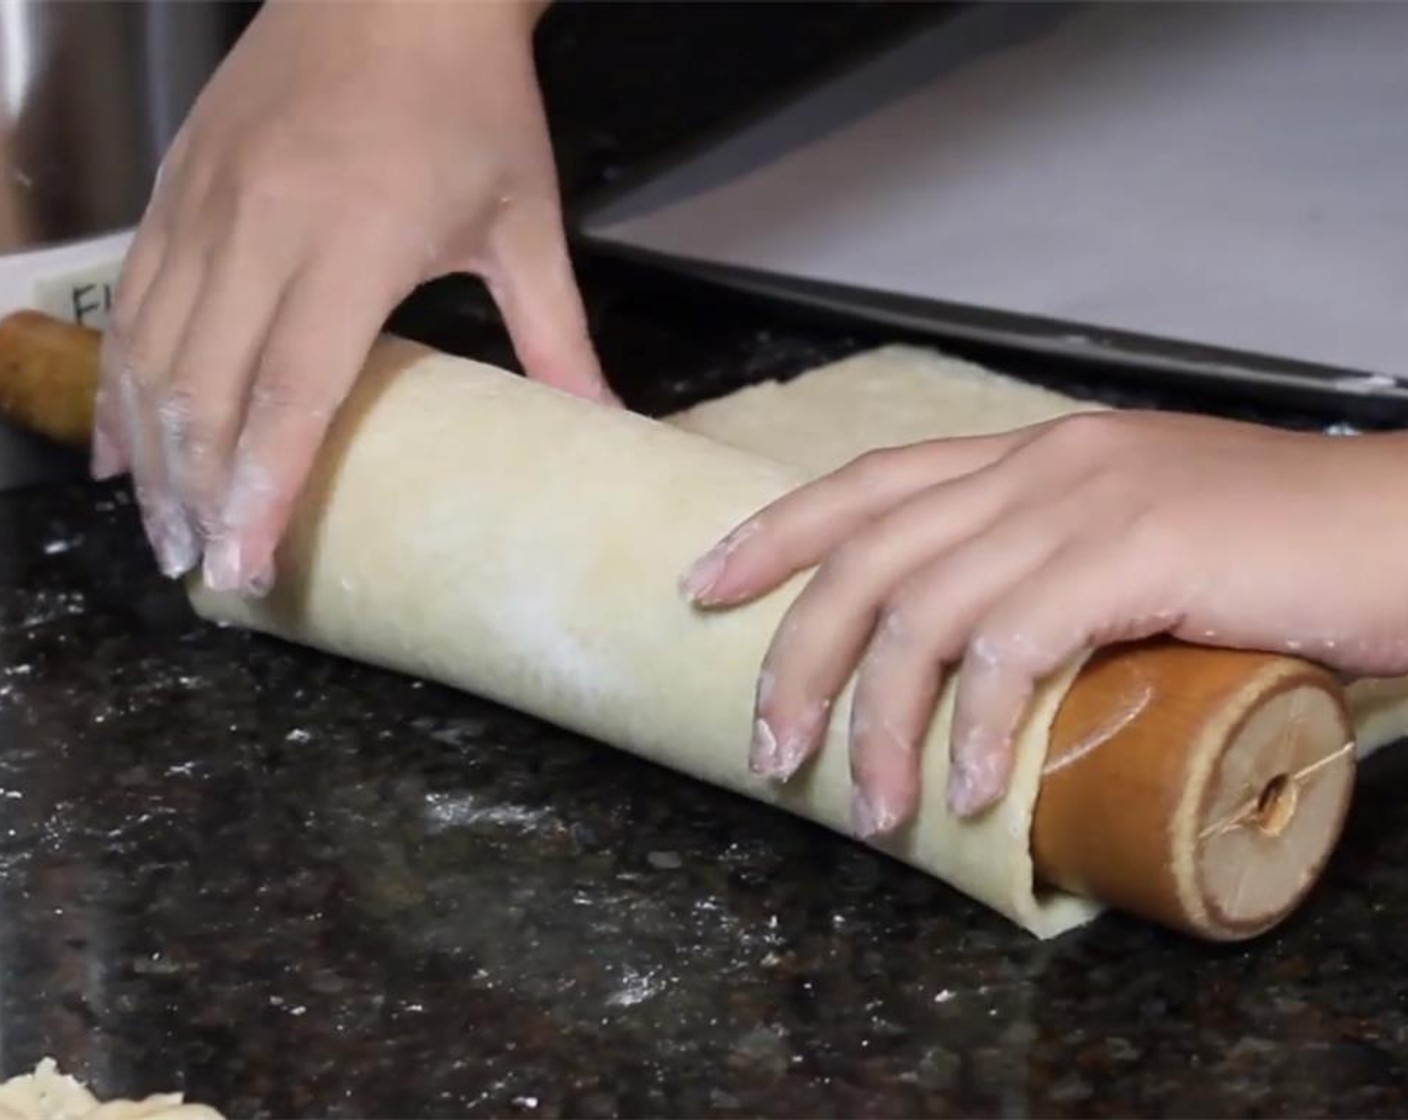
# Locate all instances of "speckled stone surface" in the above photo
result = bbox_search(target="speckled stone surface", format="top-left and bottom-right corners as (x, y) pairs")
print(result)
(2, 5), (1407, 1118)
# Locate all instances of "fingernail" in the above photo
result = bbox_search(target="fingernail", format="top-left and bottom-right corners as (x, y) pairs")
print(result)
(680, 541), (729, 605)
(143, 501), (199, 579)
(202, 534), (242, 593)
(157, 535), (199, 579)
(749, 717), (812, 781)
(680, 521), (757, 606)
(851, 786), (901, 840)
(243, 563), (275, 600)
(946, 759), (981, 817)
(750, 717), (781, 776)
(90, 425), (122, 481)
(946, 741), (1004, 817)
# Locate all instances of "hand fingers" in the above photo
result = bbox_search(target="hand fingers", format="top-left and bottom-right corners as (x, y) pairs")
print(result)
(946, 539), (1172, 818)
(682, 434), (1025, 608)
(92, 223), (168, 480)
(202, 238), (413, 595)
(485, 196), (612, 404)
(115, 361), (200, 578)
(748, 463), (1021, 782)
(114, 247), (209, 576)
(90, 367), (129, 482)
(160, 233), (294, 536)
(845, 500), (1072, 838)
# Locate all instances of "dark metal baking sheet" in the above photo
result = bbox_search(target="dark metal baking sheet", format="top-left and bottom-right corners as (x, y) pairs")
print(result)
(578, 1), (1408, 410)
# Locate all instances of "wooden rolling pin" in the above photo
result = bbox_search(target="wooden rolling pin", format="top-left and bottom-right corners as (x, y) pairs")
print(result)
(0, 309), (1357, 940)
(0, 311), (99, 445)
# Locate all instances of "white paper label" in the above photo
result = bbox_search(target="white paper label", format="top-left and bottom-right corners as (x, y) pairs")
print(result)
(32, 258), (124, 328)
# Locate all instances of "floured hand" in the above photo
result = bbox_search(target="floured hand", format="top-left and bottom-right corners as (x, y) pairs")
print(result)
(682, 411), (1408, 832)
(93, 0), (610, 595)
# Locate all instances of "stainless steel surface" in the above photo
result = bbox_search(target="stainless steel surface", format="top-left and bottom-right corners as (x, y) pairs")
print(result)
(0, 0), (242, 252)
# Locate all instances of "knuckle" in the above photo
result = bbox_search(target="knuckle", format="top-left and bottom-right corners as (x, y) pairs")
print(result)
(248, 374), (310, 413)
(161, 166), (212, 231)
(120, 340), (164, 396)
(808, 533), (893, 606)
(967, 625), (1016, 672)
(225, 169), (290, 232)
(104, 310), (163, 393)
(163, 399), (227, 476)
(879, 571), (958, 659)
(1080, 463), (1136, 507)
(1039, 410), (1133, 459)
(815, 537), (872, 588)
(181, 432), (226, 489)
(227, 136), (291, 196)
(1121, 506), (1179, 570)
(105, 300), (141, 355)
(224, 141), (326, 226)
(153, 382), (195, 434)
(248, 371), (337, 424)
(875, 602), (916, 652)
(225, 142), (397, 236)
(968, 623), (1046, 677)
(842, 447), (903, 491)
(877, 578), (942, 655)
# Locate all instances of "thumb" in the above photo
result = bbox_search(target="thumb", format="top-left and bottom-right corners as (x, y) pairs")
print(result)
(483, 196), (617, 406)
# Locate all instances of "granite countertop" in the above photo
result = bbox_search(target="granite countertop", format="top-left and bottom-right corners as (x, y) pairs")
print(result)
(2, 5), (1408, 1117)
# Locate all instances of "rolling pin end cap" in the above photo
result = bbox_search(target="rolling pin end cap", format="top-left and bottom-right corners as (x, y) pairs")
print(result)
(1179, 675), (1355, 940)
(1033, 647), (1356, 941)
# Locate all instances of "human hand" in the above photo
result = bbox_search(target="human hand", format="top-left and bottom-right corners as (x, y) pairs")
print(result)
(93, 0), (609, 594)
(680, 411), (1408, 833)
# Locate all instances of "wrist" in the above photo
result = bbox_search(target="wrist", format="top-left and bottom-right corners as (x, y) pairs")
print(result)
(269, 0), (547, 46)
(455, 0), (551, 39)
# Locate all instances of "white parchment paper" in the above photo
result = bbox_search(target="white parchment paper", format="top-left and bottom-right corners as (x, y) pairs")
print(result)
(585, 2), (1408, 380)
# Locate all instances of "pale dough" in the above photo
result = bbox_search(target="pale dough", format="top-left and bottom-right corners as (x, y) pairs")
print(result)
(0, 1060), (222, 1120)
(1344, 675), (1408, 760)
(185, 340), (1408, 938)
(670, 343), (1103, 475)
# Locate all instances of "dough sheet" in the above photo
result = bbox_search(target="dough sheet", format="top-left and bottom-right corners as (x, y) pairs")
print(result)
(185, 339), (1408, 938)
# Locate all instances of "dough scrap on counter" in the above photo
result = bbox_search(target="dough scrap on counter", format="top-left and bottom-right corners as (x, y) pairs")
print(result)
(0, 1059), (223, 1120)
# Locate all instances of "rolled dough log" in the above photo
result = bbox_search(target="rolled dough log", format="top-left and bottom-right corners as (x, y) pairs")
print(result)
(0, 1059), (222, 1120)
(189, 338), (1099, 937)
(186, 339), (1407, 937)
